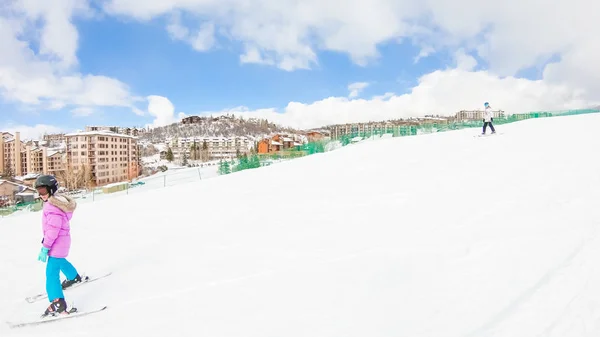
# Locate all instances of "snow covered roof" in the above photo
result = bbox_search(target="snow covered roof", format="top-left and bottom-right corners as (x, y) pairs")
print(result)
(16, 191), (35, 196)
(47, 150), (61, 157)
(0, 179), (33, 190)
(21, 173), (40, 180)
(154, 144), (167, 151)
(64, 130), (137, 139)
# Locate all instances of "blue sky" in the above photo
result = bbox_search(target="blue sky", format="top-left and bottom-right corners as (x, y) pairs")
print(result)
(0, 0), (596, 139)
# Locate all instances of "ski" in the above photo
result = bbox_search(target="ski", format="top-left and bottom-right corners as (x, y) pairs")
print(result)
(474, 132), (503, 137)
(6, 306), (108, 328)
(25, 272), (112, 303)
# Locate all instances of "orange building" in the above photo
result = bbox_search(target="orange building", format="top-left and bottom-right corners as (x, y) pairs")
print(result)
(306, 131), (326, 142)
(257, 138), (281, 154)
(257, 134), (305, 154)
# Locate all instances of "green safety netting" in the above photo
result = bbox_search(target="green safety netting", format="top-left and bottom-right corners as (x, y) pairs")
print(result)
(219, 108), (600, 176)
(0, 200), (43, 216)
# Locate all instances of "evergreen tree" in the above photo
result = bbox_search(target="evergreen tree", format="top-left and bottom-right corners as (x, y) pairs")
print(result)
(182, 151), (189, 166)
(238, 154), (248, 170)
(201, 140), (209, 162)
(249, 155), (261, 169)
(166, 147), (174, 162)
(218, 160), (231, 175)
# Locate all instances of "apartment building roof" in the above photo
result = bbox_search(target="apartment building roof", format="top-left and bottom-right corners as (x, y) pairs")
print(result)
(20, 173), (40, 180)
(2, 137), (26, 143)
(0, 179), (35, 190)
(47, 150), (62, 157)
(169, 136), (254, 141)
(64, 130), (138, 139)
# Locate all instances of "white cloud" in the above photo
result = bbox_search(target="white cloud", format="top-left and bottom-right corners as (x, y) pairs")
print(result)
(145, 95), (187, 128)
(195, 67), (595, 130)
(0, 123), (64, 140)
(0, 0), (143, 115)
(103, 0), (405, 71)
(102, 0), (600, 103)
(190, 23), (216, 52)
(166, 12), (216, 52)
(454, 49), (477, 71)
(348, 82), (370, 98)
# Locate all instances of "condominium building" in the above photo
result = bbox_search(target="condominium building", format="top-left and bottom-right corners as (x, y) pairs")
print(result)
(164, 136), (254, 161)
(47, 150), (66, 176)
(0, 132), (65, 177)
(328, 122), (407, 139)
(65, 130), (139, 186)
(257, 134), (305, 154)
(43, 133), (66, 146)
(0, 132), (23, 176)
(85, 126), (145, 137)
(455, 110), (505, 121)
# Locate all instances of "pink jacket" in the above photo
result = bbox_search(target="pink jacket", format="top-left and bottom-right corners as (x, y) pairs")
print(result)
(41, 194), (77, 258)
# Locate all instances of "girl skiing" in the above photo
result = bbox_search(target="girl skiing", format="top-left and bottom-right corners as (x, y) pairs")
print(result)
(35, 175), (84, 317)
(482, 102), (496, 135)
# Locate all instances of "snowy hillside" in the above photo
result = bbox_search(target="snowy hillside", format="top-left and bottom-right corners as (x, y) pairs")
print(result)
(141, 115), (299, 142)
(2, 113), (600, 336)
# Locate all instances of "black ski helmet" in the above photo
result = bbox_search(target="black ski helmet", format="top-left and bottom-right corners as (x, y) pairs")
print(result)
(34, 175), (59, 196)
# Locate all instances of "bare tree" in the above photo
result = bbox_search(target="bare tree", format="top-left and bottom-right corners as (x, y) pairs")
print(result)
(190, 141), (200, 160)
(57, 163), (94, 190)
(1, 165), (14, 179)
(57, 166), (80, 191)
(80, 163), (93, 189)
(141, 144), (159, 157)
(201, 140), (209, 162)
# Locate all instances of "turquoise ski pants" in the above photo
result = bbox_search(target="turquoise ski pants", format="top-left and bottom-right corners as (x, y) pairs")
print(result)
(46, 257), (78, 302)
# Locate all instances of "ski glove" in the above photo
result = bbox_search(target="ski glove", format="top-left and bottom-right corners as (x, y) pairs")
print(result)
(38, 247), (49, 263)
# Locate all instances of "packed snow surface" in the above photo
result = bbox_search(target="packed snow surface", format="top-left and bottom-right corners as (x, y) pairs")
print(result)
(2, 114), (600, 336)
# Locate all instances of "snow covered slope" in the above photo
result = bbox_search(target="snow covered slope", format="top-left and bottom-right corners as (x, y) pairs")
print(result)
(2, 114), (600, 336)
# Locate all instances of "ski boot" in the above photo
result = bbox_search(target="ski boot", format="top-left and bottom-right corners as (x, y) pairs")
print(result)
(61, 274), (88, 290)
(42, 298), (67, 318)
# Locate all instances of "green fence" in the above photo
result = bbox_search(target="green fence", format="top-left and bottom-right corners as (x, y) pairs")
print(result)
(334, 108), (600, 146)
(218, 108), (600, 176)
(0, 200), (43, 217)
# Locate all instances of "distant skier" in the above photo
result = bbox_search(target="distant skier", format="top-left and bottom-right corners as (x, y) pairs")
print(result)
(35, 175), (85, 317)
(482, 102), (496, 135)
